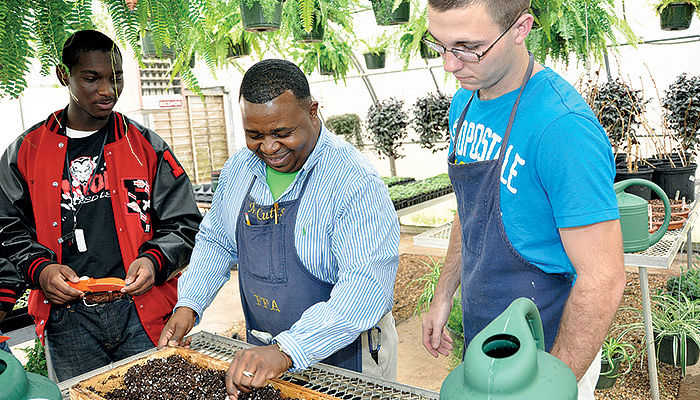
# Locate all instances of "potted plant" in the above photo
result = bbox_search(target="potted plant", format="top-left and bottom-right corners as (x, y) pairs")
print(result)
(655, 73), (700, 202)
(282, 0), (325, 43)
(595, 334), (637, 390)
(326, 113), (364, 148)
(667, 266), (700, 301)
(370, 0), (410, 26)
(411, 92), (452, 153)
(655, 1), (699, 30)
(586, 77), (651, 199)
(367, 97), (410, 176)
(361, 33), (392, 70)
(240, 0), (284, 32)
(289, 31), (353, 82)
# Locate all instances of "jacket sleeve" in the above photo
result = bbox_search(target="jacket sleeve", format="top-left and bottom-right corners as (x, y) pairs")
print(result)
(137, 138), (202, 286)
(0, 257), (26, 314)
(0, 138), (56, 288)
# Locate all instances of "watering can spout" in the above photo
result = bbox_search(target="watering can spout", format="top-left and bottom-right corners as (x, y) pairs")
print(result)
(440, 298), (577, 400)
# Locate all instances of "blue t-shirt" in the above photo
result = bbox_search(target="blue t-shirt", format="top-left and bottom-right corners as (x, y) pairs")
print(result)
(448, 67), (620, 277)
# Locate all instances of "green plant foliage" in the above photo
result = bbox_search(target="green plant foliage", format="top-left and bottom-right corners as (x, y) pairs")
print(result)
(662, 73), (700, 154)
(360, 31), (393, 55)
(667, 265), (700, 300)
(326, 113), (363, 147)
(586, 78), (646, 152)
(21, 338), (48, 377)
(367, 97), (409, 160)
(412, 92), (452, 153)
(413, 257), (443, 315)
(289, 28), (353, 82)
(0, 0), (35, 97)
(370, 0), (408, 26)
(388, 173), (452, 203)
(600, 334), (637, 378)
(527, 0), (636, 66)
(397, 8), (428, 68)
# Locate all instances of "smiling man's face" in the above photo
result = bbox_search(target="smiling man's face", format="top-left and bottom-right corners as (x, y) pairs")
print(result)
(241, 90), (321, 173)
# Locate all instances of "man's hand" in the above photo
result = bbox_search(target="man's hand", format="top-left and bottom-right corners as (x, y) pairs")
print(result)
(225, 345), (291, 399)
(158, 307), (196, 348)
(38, 264), (83, 304)
(422, 297), (454, 357)
(122, 257), (155, 296)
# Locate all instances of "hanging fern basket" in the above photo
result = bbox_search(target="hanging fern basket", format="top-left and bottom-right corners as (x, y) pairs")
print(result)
(227, 38), (251, 59)
(659, 3), (695, 30)
(420, 41), (440, 59)
(319, 62), (334, 76)
(363, 52), (386, 69)
(294, 19), (325, 43)
(241, 0), (283, 32)
(141, 32), (174, 59)
(371, 0), (410, 26)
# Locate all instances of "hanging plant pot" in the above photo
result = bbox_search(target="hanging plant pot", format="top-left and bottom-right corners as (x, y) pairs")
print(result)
(319, 62), (334, 76)
(652, 162), (697, 202)
(370, 0), (410, 26)
(614, 167), (654, 200)
(227, 38), (251, 59)
(294, 18), (325, 43)
(141, 32), (174, 59)
(363, 52), (386, 69)
(659, 3), (695, 31)
(595, 355), (622, 390)
(240, 0), (283, 32)
(655, 333), (700, 367)
(420, 41), (440, 59)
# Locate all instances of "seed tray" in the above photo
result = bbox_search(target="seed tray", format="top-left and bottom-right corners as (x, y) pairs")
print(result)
(69, 347), (340, 400)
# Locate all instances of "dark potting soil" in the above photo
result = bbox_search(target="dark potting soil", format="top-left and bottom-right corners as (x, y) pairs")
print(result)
(101, 355), (299, 400)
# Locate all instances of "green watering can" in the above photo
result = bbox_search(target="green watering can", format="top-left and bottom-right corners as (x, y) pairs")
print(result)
(0, 347), (61, 400)
(615, 178), (671, 253)
(440, 298), (577, 400)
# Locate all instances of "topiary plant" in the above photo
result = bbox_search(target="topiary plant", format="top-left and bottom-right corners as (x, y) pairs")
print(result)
(411, 92), (452, 153)
(326, 113), (363, 147)
(367, 98), (410, 161)
(662, 73), (700, 155)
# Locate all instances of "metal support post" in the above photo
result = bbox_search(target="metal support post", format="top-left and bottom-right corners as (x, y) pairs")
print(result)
(639, 267), (660, 400)
(687, 228), (693, 269)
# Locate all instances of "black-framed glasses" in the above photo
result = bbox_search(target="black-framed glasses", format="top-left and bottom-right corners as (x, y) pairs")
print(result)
(422, 9), (528, 64)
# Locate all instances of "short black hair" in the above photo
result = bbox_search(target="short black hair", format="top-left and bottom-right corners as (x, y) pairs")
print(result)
(428, 0), (529, 30)
(239, 59), (311, 106)
(62, 30), (122, 73)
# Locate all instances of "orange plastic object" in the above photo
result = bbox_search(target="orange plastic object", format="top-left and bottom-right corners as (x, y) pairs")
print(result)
(0, 336), (9, 343)
(67, 277), (126, 293)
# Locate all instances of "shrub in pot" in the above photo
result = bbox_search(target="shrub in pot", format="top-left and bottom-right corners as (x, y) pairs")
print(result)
(290, 31), (353, 82)
(361, 33), (392, 70)
(326, 114), (363, 148)
(654, 0), (700, 30)
(411, 92), (452, 153)
(240, 0), (283, 32)
(596, 334), (637, 390)
(367, 97), (410, 164)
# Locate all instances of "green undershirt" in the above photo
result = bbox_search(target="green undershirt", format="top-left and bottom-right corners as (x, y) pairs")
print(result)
(266, 165), (299, 201)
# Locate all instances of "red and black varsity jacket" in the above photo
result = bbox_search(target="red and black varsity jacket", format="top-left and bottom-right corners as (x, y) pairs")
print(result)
(0, 109), (202, 344)
(0, 258), (24, 316)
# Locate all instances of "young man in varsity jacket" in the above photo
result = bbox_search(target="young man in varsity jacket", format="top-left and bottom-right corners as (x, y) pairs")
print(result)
(0, 30), (202, 381)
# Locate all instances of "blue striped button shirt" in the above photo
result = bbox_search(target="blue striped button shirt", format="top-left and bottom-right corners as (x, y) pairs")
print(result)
(176, 124), (399, 370)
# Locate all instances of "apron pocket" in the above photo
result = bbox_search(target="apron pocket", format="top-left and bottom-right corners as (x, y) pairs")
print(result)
(239, 224), (287, 283)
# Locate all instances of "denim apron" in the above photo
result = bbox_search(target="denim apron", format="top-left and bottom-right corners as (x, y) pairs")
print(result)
(449, 53), (572, 352)
(235, 169), (362, 372)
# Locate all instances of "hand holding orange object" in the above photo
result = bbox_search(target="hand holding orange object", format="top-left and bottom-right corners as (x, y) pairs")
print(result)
(66, 277), (126, 293)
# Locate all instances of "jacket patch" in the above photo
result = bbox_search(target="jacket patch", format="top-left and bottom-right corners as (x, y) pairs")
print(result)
(163, 150), (185, 178)
(124, 179), (152, 232)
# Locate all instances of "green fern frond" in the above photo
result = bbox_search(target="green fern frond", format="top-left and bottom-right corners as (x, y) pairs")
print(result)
(0, 0), (34, 97)
(298, 0), (315, 33)
(67, 0), (94, 30)
(101, 0), (141, 59)
(188, 0), (206, 25)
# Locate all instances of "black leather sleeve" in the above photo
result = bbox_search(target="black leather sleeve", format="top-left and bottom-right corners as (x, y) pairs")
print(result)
(136, 127), (202, 285)
(0, 134), (56, 287)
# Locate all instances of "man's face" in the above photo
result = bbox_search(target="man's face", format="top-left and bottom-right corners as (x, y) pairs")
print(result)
(62, 50), (124, 121)
(427, 3), (516, 91)
(241, 90), (321, 173)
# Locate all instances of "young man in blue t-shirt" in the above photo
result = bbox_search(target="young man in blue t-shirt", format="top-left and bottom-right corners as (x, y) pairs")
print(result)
(419, 1), (625, 399)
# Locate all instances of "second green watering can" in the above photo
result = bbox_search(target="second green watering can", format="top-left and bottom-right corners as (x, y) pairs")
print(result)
(615, 178), (671, 253)
(440, 298), (577, 400)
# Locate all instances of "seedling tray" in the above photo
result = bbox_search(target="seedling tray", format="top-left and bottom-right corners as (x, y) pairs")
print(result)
(69, 347), (340, 400)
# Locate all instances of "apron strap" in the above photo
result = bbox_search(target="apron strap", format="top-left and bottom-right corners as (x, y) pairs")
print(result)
(497, 52), (535, 165)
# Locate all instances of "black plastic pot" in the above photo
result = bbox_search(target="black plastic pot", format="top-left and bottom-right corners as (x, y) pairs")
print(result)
(655, 333), (700, 366)
(363, 52), (386, 69)
(370, 0), (410, 25)
(240, 0), (282, 32)
(227, 39), (251, 59)
(615, 167), (654, 200)
(319, 62), (334, 76)
(659, 3), (695, 31)
(420, 41), (440, 59)
(653, 163), (697, 202)
(595, 356), (621, 390)
(294, 19), (325, 43)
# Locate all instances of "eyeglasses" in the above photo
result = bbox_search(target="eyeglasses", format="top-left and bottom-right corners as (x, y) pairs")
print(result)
(422, 9), (528, 64)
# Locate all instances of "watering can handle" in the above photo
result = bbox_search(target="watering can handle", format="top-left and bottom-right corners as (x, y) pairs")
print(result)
(511, 298), (545, 352)
(614, 178), (671, 247)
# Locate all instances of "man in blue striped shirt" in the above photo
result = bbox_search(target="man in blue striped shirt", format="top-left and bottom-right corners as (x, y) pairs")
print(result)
(159, 59), (399, 398)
